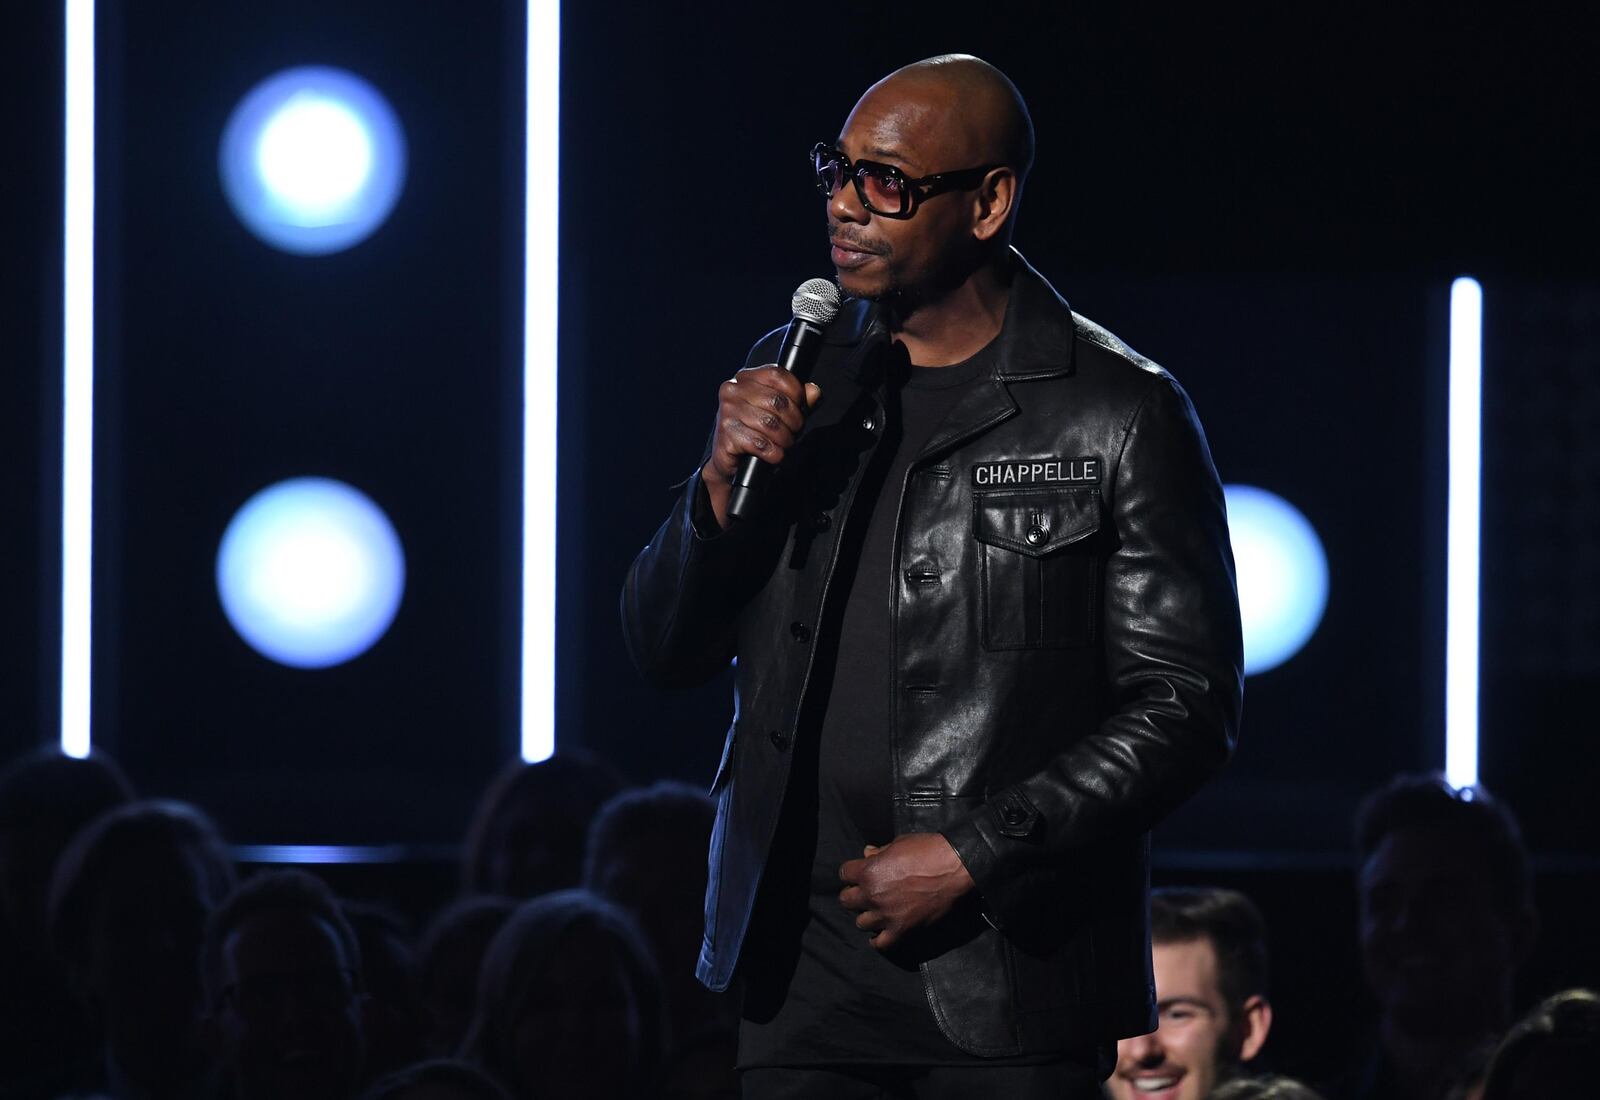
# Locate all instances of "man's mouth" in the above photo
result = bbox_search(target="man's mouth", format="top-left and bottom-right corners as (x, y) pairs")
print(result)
(1128, 1073), (1183, 1095)
(830, 238), (882, 270)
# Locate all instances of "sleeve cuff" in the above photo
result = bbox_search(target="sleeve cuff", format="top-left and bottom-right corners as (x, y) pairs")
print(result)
(940, 787), (1046, 932)
(688, 470), (724, 539)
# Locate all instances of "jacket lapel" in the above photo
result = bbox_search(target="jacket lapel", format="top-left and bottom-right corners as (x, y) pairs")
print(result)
(915, 379), (1019, 463)
(912, 250), (1076, 462)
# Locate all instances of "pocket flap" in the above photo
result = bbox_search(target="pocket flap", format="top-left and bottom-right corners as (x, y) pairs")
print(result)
(973, 488), (1101, 557)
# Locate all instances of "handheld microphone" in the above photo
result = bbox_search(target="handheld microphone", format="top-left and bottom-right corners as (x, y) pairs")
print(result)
(727, 279), (842, 521)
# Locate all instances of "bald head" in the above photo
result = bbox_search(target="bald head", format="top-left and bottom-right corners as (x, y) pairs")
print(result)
(827, 56), (1032, 312)
(867, 55), (1035, 187)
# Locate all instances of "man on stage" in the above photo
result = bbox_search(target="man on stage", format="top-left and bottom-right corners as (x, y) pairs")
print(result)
(623, 55), (1243, 1098)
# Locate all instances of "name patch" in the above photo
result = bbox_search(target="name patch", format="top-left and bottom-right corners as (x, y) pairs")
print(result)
(971, 457), (1101, 487)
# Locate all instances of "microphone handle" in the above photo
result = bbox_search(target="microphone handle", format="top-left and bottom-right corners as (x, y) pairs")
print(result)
(726, 316), (826, 521)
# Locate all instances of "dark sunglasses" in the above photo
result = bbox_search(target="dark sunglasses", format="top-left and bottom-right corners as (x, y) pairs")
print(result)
(811, 143), (1003, 219)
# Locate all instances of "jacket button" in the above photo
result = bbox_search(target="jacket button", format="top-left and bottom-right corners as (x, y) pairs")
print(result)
(790, 621), (811, 643)
(813, 511), (831, 531)
(1025, 525), (1048, 546)
(768, 729), (791, 751)
(999, 799), (1030, 827)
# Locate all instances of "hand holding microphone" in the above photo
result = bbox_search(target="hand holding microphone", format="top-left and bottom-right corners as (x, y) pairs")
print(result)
(700, 279), (842, 527)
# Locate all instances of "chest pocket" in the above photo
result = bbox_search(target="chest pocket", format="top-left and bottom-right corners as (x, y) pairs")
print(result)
(973, 487), (1102, 650)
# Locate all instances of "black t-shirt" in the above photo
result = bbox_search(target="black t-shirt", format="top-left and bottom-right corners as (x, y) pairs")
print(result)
(739, 337), (1051, 1067)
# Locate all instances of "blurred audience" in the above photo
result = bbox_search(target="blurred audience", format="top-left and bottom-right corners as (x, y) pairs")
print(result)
(1348, 774), (1538, 1100)
(202, 869), (367, 1100)
(1478, 988), (1600, 1100)
(1106, 887), (1273, 1100)
(1210, 1075), (1328, 1100)
(358, 1058), (513, 1100)
(0, 748), (133, 1097)
(345, 901), (430, 1083)
(416, 896), (516, 1058)
(49, 798), (236, 1099)
(4, 742), (1591, 1100)
(583, 779), (738, 1076)
(462, 753), (624, 900)
(462, 889), (665, 1100)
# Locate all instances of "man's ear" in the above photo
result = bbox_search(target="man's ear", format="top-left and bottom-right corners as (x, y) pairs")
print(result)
(1237, 994), (1273, 1063)
(971, 168), (1018, 242)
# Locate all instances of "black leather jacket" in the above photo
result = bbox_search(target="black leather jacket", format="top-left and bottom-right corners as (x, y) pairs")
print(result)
(621, 252), (1243, 1054)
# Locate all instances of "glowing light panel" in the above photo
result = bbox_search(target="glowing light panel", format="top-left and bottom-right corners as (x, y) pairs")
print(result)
(61, 0), (95, 758)
(1224, 484), (1330, 676)
(522, 1), (560, 763)
(1446, 277), (1483, 790)
(216, 478), (405, 668)
(219, 66), (406, 254)
(234, 844), (410, 864)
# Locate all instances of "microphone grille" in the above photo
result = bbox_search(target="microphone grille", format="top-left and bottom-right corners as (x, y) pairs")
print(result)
(791, 278), (842, 325)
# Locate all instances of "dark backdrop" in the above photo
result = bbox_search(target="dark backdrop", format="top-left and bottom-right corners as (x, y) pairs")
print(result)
(3, 2), (1597, 855)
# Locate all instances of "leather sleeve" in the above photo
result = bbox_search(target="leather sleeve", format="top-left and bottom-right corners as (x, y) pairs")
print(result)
(619, 330), (789, 689)
(942, 373), (1244, 926)
(620, 469), (752, 688)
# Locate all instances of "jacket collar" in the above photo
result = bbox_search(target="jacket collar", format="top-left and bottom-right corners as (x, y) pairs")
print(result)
(991, 248), (1077, 382)
(826, 247), (1077, 383)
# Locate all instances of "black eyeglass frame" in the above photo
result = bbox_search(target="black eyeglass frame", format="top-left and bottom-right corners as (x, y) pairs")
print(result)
(811, 143), (1005, 219)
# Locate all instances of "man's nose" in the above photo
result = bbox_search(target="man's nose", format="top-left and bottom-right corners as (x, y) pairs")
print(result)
(829, 176), (869, 225)
(1121, 1031), (1165, 1065)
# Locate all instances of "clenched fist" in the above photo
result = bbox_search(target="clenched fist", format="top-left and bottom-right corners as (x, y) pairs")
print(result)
(838, 832), (975, 952)
(700, 365), (822, 529)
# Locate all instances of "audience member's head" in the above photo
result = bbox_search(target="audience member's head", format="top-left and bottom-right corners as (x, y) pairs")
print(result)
(48, 798), (235, 1092)
(584, 781), (729, 1049)
(0, 748), (135, 1092)
(1210, 1075), (1328, 1100)
(0, 747), (133, 960)
(416, 895), (515, 1057)
(462, 889), (664, 1100)
(1480, 989), (1600, 1100)
(584, 781), (736, 1097)
(345, 901), (429, 1083)
(462, 752), (624, 899)
(1107, 887), (1273, 1100)
(203, 870), (366, 1100)
(1355, 774), (1536, 1049)
(357, 1058), (513, 1100)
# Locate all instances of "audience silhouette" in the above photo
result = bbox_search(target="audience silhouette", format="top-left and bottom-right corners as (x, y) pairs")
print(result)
(202, 869), (366, 1100)
(0, 749), (133, 1098)
(358, 1057), (513, 1100)
(462, 753), (623, 900)
(417, 896), (516, 1059)
(1480, 988), (1600, 1100)
(0, 744), (1589, 1100)
(344, 901), (431, 1084)
(50, 798), (235, 1099)
(461, 889), (665, 1099)
(1346, 774), (1538, 1100)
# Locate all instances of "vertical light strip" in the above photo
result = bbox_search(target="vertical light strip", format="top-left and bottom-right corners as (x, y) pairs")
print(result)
(1446, 277), (1483, 790)
(521, 0), (559, 762)
(61, 0), (96, 759)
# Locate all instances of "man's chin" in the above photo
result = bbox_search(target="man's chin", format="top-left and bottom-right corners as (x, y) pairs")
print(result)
(833, 269), (891, 302)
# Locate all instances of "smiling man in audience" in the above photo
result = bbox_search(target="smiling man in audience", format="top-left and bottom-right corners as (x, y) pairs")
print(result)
(1107, 888), (1274, 1100)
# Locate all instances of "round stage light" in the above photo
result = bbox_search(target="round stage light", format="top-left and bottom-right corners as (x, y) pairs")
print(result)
(216, 478), (405, 668)
(219, 66), (407, 255)
(1223, 484), (1329, 676)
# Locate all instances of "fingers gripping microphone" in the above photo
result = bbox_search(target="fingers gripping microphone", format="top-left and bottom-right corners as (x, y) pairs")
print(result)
(727, 279), (842, 521)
